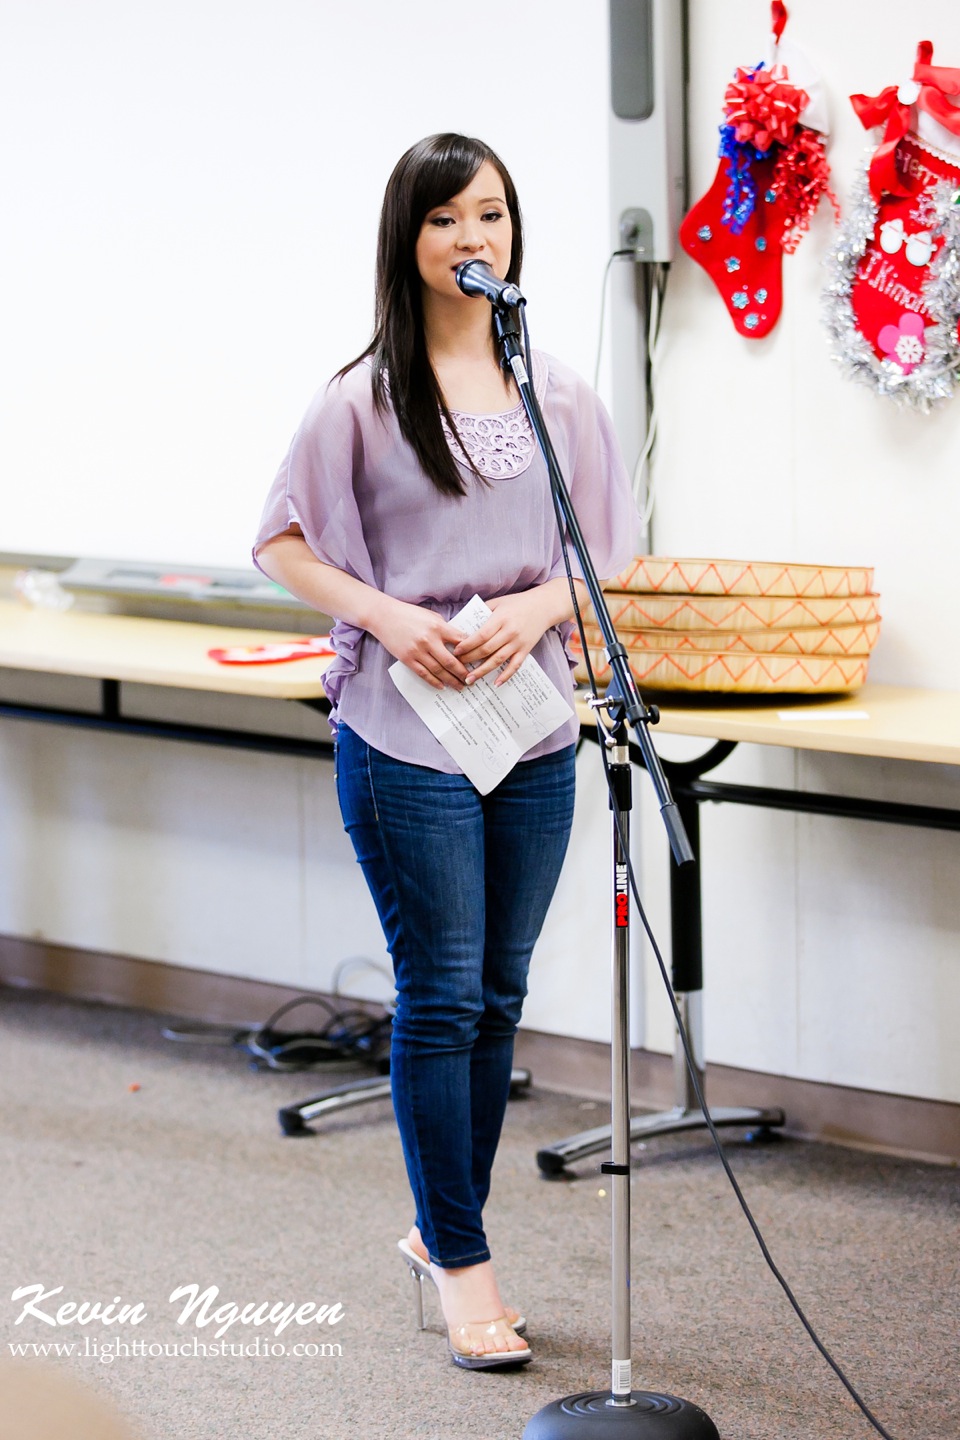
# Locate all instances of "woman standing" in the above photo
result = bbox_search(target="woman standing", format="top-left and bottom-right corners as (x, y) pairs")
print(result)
(255, 133), (637, 1369)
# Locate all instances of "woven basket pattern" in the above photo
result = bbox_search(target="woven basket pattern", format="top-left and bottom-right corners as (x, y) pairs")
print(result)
(577, 557), (882, 694)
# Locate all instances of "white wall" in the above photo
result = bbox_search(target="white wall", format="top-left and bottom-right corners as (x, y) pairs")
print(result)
(655, 0), (960, 690)
(0, 689), (628, 1043)
(0, 0), (625, 1041)
(0, 0), (609, 567)
(2, 0), (958, 1106)
(638, 0), (960, 1104)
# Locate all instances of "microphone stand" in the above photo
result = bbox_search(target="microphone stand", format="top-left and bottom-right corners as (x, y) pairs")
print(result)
(491, 302), (718, 1440)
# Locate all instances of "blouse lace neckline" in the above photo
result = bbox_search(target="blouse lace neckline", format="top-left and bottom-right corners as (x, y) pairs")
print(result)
(442, 351), (547, 480)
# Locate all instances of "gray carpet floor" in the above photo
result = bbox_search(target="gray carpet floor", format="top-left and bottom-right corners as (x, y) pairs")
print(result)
(0, 988), (957, 1440)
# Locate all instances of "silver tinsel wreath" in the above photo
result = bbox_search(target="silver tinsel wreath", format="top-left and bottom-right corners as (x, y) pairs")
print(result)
(822, 145), (960, 411)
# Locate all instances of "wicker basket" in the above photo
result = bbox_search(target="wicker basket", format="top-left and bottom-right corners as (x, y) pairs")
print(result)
(612, 557), (874, 598)
(573, 619), (880, 658)
(575, 556), (882, 694)
(589, 592), (881, 633)
(573, 647), (870, 694)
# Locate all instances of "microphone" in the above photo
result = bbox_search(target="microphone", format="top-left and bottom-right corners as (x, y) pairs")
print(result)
(455, 259), (525, 308)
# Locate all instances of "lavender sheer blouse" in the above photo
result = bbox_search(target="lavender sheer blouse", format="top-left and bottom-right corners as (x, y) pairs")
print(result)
(254, 350), (639, 772)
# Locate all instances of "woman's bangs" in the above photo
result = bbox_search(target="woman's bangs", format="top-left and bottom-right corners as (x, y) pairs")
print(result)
(411, 139), (488, 225)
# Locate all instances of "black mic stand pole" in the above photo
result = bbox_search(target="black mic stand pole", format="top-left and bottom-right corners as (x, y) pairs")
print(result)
(491, 304), (718, 1440)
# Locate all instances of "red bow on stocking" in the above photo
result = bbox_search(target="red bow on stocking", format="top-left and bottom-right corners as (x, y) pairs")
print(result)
(724, 65), (809, 152)
(851, 41), (960, 200)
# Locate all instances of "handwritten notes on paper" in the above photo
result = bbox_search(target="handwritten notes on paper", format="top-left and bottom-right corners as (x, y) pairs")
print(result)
(389, 595), (574, 794)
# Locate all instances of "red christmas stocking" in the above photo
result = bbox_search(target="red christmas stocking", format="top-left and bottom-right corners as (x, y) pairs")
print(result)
(680, 4), (835, 340)
(851, 137), (960, 369)
(680, 151), (785, 338)
(824, 42), (960, 406)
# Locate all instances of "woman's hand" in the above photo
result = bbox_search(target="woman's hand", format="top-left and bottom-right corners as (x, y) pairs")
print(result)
(256, 536), (469, 692)
(453, 579), (585, 686)
(367, 596), (471, 691)
(256, 535), (587, 691)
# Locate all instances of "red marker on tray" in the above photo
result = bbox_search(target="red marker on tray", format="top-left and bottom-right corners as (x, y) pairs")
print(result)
(208, 636), (334, 665)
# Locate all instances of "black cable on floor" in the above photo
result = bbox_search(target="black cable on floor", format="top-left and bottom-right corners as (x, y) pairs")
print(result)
(162, 994), (393, 1072)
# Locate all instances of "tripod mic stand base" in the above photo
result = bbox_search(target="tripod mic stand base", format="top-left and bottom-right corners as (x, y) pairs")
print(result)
(523, 1390), (720, 1440)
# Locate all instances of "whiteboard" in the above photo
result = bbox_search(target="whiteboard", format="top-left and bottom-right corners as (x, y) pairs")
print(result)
(0, 0), (611, 569)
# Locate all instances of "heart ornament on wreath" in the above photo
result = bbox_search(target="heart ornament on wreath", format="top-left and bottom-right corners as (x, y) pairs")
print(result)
(823, 40), (960, 408)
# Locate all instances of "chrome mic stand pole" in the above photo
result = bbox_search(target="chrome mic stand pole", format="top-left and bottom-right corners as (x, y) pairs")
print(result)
(606, 720), (642, 1410)
(526, 714), (715, 1437)
(488, 302), (718, 1439)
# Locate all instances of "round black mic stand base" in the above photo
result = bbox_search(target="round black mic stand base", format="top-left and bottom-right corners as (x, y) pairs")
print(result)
(523, 1390), (720, 1440)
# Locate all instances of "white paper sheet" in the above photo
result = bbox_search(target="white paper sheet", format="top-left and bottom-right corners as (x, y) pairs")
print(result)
(388, 595), (575, 795)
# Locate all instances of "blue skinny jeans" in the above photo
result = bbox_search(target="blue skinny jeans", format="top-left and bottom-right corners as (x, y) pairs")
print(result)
(335, 723), (576, 1268)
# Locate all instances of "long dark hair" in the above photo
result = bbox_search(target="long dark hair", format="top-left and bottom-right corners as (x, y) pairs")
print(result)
(341, 133), (524, 497)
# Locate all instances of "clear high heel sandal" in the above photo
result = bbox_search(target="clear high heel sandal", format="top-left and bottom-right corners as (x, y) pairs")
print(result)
(397, 1239), (532, 1370)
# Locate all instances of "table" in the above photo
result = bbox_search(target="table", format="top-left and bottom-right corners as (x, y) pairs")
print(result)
(539, 687), (960, 1174)
(595, 686), (960, 766)
(3, 602), (959, 1160)
(6, 599), (956, 761)
(0, 601), (334, 759)
(0, 600), (536, 1133)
